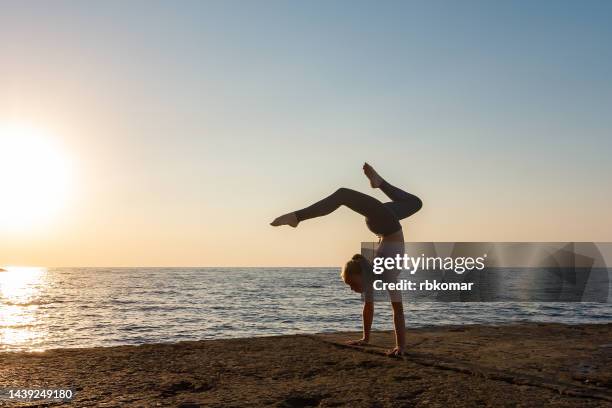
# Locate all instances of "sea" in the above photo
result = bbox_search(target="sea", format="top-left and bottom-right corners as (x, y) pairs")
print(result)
(1, 267), (611, 352)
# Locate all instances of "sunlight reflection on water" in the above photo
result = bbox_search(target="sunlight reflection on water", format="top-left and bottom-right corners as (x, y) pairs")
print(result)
(0, 267), (49, 351)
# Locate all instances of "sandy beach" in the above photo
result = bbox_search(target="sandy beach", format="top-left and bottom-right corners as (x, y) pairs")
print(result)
(0, 323), (610, 407)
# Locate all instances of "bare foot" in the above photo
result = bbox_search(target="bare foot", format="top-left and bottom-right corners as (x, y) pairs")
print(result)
(363, 162), (383, 188)
(346, 338), (369, 346)
(386, 346), (404, 357)
(270, 212), (299, 227)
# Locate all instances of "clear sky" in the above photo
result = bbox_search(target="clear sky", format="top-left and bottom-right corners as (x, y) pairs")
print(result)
(1, 0), (611, 267)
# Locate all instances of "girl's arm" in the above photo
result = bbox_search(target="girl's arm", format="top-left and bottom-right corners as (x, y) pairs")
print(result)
(389, 301), (406, 356)
(347, 301), (374, 345)
(362, 301), (374, 342)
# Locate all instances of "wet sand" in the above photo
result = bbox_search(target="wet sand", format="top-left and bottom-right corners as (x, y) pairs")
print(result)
(0, 323), (610, 407)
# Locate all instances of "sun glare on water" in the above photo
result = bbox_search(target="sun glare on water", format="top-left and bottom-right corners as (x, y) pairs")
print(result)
(0, 123), (74, 231)
(0, 266), (48, 351)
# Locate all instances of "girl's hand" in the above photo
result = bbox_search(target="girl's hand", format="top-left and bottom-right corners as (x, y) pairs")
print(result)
(386, 346), (404, 357)
(346, 338), (369, 346)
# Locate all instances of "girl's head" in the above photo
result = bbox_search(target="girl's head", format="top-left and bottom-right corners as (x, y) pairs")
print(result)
(342, 254), (365, 293)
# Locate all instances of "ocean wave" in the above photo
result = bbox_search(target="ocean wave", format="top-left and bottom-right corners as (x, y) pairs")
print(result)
(1, 299), (58, 307)
(0, 323), (41, 329)
(1, 267), (611, 352)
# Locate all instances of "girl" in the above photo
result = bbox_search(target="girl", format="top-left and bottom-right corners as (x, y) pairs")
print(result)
(271, 163), (422, 356)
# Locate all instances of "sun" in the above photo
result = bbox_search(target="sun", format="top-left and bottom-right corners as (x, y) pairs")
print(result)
(0, 123), (74, 231)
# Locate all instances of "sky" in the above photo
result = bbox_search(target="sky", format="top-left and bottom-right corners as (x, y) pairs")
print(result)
(1, 0), (611, 267)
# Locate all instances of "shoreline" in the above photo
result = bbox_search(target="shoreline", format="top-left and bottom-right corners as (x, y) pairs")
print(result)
(1, 323), (610, 407)
(5, 320), (612, 355)
(0, 320), (612, 356)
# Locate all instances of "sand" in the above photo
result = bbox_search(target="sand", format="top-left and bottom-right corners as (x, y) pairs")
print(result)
(0, 323), (610, 407)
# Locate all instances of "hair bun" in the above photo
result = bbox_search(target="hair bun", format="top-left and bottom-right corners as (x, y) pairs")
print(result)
(351, 254), (364, 261)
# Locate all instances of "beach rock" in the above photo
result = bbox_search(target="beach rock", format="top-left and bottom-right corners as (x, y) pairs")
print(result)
(1, 324), (610, 407)
(278, 393), (327, 408)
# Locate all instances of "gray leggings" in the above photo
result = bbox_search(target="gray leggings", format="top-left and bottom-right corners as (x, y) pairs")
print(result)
(294, 181), (422, 237)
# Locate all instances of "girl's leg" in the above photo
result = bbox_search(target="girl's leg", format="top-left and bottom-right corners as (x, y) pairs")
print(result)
(294, 188), (393, 225)
(379, 180), (419, 203)
(379, 180), (422, 219)
(363, 163), (422, 220)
